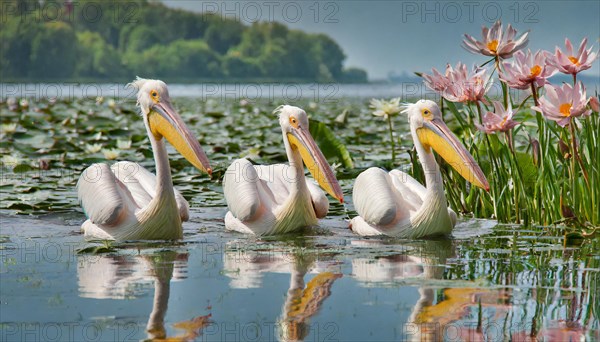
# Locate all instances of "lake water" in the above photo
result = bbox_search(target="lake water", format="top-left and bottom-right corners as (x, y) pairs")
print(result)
(1, 94), (599, 341)
(1, 76), (598, 102)
(1, 82), (438, 101)
(2, 212), (598, 341)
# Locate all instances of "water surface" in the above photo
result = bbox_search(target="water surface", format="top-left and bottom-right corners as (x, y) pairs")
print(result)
(2, 211), (598, 341)
(1, 96), (598, 341)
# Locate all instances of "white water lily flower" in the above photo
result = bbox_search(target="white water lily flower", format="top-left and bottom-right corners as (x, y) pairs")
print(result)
(102, 149), (120, 160)
(107, 99), (116, 109)
(116, 139), (132, 150)
(370, 98), (402, 119)
(85, 143), (102, 154)
(1, 123), (18, 134)
(330, 162), (341, 173)
(2, 154), (20, 167)
(244, 147), (261, 160)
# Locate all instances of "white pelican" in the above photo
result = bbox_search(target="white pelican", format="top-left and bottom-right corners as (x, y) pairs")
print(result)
(77, 78), (212, 241)
(223, 105), (344, 235)
(350, 100), (489, 238)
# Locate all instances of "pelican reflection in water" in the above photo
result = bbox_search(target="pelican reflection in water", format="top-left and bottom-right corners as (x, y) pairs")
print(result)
(77, 251), (211, 340)
(223, 242), (342, 341)
(350, 239), (515, 341)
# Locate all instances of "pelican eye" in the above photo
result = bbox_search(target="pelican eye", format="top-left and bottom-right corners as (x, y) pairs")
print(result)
(289, 116), (299, 128)
(150, 90), (159, 102)
(421, 108), (432, 119)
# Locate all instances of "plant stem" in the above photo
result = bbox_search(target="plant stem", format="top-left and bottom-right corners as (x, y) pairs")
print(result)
(569, 119), (590, 187)
(475, 101), (484, 123)
(495, 57), (509, 108)
(387, 114), (396, 164)
(475, 101), (502, 220)
(530, 83), (542, 221)
(565, 123), (579, 218)
(533, 112), (547, 224)
(506, 130), (514, 154)
(530, 83), (539, 107)
(506, 129), (533, 224)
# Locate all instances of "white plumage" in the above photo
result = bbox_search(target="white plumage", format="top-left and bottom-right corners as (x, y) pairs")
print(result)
(78, 161), (188, 240)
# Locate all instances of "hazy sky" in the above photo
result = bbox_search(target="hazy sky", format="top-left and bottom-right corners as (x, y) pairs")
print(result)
(163, 0), (600, 80)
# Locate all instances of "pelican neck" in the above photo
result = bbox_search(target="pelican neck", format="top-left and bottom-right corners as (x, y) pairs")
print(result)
(282, 130), (309, 196)
(144, 116), (175, 198)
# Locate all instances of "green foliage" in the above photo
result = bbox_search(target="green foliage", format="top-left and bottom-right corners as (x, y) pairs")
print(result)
(312, 34), (345, 79)
(76, 31), (123, 78)
(1, 0), (367, 82)
(29, 22), (77, 79)
(284, 30), (321, 79)
(76, 243), (116, 254)
(129, 39), (222, 78)
(259, 42), (289, 77)
(122, 25), (163, 55)
(438, 98), (600, 229)
(204, 21), (244, 55)
(222, 53), (263, 78)
(308, 120), (354, 169)
(0, 97), (361, 214)
(0, 17), (40, 78)
(70, 0), (129, 46)
(341, 68), (369, 83)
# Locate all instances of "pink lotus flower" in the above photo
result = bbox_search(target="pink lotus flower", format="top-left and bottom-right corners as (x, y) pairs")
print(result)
(499, 49), (557, 89)
(423, 62), (492, 103)
(463, 21), (529, 59)
(475, 101), (519, 133)
(532, 82), (591, 127)
(421, 67), (452, 93)
(547, 38), (598, 75)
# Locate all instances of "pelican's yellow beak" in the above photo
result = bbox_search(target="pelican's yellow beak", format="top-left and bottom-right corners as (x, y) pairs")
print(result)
(148, 101), (212, 175)
(287, 127), (344, 203)
(417, 118), (489, 191)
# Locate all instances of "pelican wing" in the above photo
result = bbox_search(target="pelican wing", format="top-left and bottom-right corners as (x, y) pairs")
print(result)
(253, 163), (328, 218)
(223, 159), (263, 222)
(110, 161), (189, 221)
(306, 180), (329, 218)
(251, 164), (328, 218)
(77, 162), (189, 227)
(390, 169), (456, 224)
(353, 167), (401, 226)
(353, 168), (432, 227)
(225, 159), (328, 222)
(253, 164), (292, 206)
(388, 170), (426, 212)
(224, 157), (332, 232)
(77, 163), (126, 226)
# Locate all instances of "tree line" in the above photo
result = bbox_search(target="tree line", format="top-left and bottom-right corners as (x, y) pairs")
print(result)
(0, 0), (368, 83)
